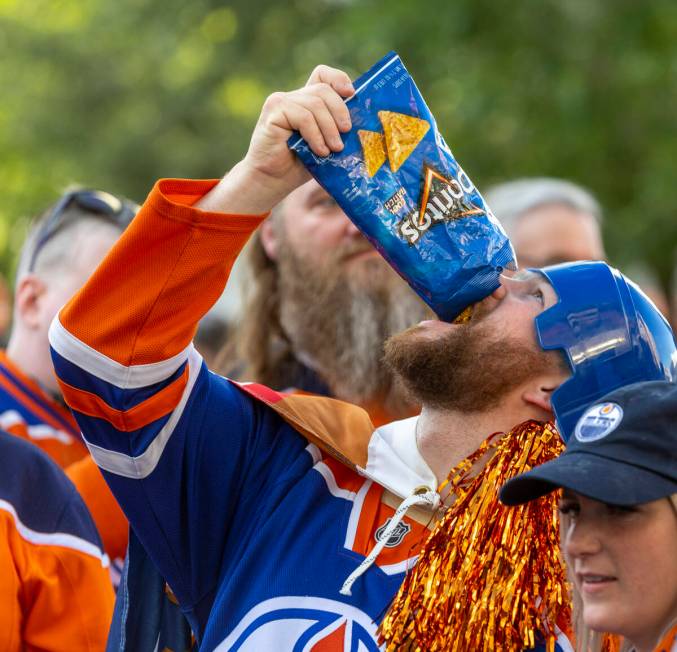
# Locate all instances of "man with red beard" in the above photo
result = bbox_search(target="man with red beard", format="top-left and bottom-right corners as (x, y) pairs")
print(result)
(383, 285), (567, 453)
(50, 65), (676, 651)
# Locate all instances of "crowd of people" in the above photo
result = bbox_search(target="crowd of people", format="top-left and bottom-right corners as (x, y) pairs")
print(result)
(1, 64), (675, 652)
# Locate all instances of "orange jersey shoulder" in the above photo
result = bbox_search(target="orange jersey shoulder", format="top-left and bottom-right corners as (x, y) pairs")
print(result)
(0, 432), (113, 650)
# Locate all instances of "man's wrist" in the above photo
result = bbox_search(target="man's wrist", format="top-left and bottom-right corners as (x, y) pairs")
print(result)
(195, 161), (293, 215)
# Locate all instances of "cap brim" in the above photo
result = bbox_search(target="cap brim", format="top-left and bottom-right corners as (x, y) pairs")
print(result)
(499, 451), (677, 506)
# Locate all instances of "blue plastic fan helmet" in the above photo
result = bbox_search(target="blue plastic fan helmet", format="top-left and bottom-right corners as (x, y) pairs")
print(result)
(533, 261), (677, 442)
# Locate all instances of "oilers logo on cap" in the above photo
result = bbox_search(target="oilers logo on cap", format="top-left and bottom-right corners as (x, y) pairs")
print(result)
(574, 402), (624, 443)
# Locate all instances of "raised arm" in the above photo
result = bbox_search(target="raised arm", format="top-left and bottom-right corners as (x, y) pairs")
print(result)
(48, 67), (354, 631)
(196, 64), (354, 215)
(50, 64), (353, 475)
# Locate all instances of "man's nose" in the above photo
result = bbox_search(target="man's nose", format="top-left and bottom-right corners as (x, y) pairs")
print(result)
(563, 519), (603, 559)
(486, 273), (517, 301)
(497, 271), (539, 300)
(491, 283), (507, 301)
(342, 214), (361, 237)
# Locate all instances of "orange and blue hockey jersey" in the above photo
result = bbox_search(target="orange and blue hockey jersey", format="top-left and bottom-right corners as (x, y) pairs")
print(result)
(0, 350), (87, 468)
(0, 429), (114, 651)
(49, 179), (573, 651)
(0, 328), (127, 579)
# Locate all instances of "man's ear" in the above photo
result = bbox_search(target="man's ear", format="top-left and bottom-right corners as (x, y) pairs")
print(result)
(521, 377), (560, 417)
(14, 275), (47, 331)
(259, 218), (280, 262)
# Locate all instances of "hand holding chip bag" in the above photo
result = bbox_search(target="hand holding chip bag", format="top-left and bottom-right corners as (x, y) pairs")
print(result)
(288, 52), (516, 321)
(198, 65), (355, 215)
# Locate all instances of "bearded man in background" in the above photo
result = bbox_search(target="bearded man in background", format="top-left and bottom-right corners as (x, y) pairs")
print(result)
(223, 178), (432, 423)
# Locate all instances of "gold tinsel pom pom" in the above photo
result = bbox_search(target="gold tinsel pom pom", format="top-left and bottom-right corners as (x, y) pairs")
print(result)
(379, 421), (570, 651)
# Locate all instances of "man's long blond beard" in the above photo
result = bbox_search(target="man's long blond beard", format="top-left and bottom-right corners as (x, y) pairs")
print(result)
(276, 235), (432, 416)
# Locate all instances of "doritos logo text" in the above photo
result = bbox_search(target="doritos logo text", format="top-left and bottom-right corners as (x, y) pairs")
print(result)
(398, 165), (486, 244)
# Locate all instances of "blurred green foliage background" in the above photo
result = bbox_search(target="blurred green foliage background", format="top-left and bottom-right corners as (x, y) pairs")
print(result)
(1, 0), (676, 300)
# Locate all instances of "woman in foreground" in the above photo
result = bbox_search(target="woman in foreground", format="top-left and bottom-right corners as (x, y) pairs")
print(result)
(500, 380), (677, 652)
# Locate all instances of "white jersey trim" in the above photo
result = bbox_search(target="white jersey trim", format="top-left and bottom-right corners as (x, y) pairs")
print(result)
(0, 499), (109, 567)
(378, 556), (418, 576)
(84, 347), (203, 479)
(304, 443), (322, 465)
(555, 627), (575, 652)
(0, 410), (76, 446)
(49, 316), (193, 389)
(216, 596), (381, 651)
(313, 462), (358, 501)
(343, 479), (372, 550)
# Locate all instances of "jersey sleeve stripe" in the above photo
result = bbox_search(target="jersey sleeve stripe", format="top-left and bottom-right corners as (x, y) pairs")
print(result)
(57, 365), (190, 432)
(81, 347), (203, 479)
(49, 316), (192, 389)
(26, 423), (77, 446)
(0, 499), (109, 566)
(0, 369), (77, 434)
(53, 353), (188, 412)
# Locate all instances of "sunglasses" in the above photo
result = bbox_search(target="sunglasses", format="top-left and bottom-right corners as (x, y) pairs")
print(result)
(27, 189), (138, 273)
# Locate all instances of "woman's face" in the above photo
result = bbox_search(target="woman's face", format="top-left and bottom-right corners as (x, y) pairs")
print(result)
(561, 491), (677, 649)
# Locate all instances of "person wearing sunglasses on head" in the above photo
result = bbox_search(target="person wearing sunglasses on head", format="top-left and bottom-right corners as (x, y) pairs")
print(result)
(501, 380), (677, 652)
(6, 189), (135, 566)
(0, 189), (135, 650)
(4, 188), (136, 468)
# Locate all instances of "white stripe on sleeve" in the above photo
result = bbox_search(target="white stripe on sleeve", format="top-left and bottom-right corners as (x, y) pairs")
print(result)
(49, 316), (193, 389)
(0, 499), (109, 567)
(83, 347), (203, 479)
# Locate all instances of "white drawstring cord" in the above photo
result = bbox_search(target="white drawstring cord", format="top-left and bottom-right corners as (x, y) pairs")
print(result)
(339, 488), (439, 596)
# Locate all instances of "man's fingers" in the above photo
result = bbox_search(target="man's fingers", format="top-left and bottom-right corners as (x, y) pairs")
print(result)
(258, 67), (354, 159)
(306, 83), (352, 133)
(295, 92), (345, 152)
(281, 105), (330, 157)
(306, 64), (354, 98)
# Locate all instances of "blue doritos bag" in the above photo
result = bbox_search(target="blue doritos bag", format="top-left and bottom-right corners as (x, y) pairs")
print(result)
(288, 51), (515, 322)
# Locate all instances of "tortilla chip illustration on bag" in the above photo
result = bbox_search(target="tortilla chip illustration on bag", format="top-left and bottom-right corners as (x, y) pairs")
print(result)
(288, 51), (515, 322)
(358, 130), (388, 177)
(378, 110), (430, 172)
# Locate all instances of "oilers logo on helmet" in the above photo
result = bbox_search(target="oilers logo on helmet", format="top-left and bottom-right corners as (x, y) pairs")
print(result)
(216, 597), (382, 651)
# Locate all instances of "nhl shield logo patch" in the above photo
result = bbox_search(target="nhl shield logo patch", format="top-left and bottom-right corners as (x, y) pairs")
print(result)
(375, 518), (411, 548)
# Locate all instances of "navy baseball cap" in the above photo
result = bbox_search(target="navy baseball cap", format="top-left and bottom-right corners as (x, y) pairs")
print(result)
(500, 380), (677, 506)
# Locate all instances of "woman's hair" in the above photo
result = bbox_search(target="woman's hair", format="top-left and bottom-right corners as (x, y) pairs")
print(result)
(563, 493), (677, 652)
